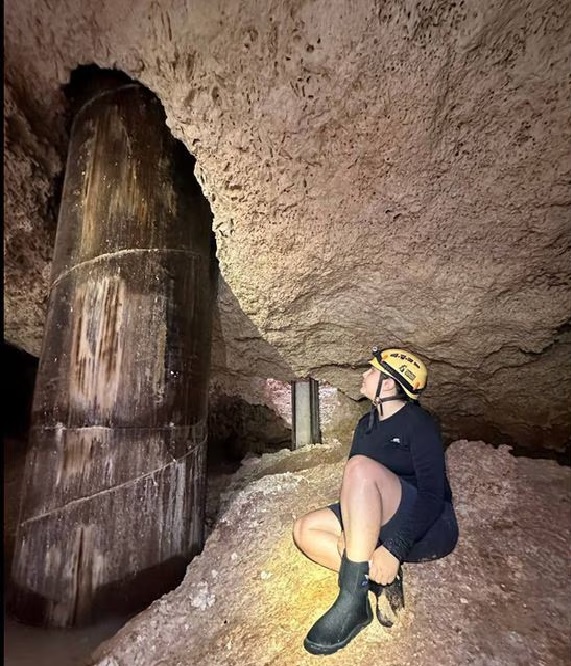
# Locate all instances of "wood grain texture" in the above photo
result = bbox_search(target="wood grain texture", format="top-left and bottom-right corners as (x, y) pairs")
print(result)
(10, 83), (213, 627)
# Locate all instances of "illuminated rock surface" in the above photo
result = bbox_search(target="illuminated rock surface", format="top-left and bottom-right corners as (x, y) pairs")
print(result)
(3, 0), (571, 451)
(91, 440), (571, 666)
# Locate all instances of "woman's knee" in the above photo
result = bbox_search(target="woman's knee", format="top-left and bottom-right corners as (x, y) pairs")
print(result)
(293, 513), (317, 549)
(292, 515), (306, 548)
(292, 508), (340, 551)
(343, 455), (388, 485)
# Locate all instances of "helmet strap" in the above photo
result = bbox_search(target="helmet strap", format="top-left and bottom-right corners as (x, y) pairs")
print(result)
(376, 397), (405, 405)
(367, 374), (388, 432)
(367, 396), (407, 432)
(374, 373), (385, 414)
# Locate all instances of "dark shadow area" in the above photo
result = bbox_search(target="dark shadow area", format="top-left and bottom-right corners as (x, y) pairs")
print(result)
(206, 271), (295, 471)
(203, 268), (296, 536)
(2, 342), (38, 439)
(3, 343), (38, 585)
(439, 416), (571, 467)
(204, 396), (293, 539)
(62, 64), (134, 130)
(491, 438), (570, 466)
(208, 396), (292, 467)
(8, 553), (192, 629)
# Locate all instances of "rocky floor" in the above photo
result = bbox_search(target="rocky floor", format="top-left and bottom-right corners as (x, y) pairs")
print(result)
(85, 439), (570, 666)
(4, 436), (570, 666)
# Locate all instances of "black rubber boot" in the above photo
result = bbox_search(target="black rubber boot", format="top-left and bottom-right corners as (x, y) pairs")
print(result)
(303, 554), (373, 655)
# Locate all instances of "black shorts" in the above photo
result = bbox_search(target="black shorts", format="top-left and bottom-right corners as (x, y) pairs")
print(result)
(328, 478), (459, 563)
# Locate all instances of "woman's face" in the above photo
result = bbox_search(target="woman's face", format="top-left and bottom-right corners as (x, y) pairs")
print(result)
(360, 366), (381, 401)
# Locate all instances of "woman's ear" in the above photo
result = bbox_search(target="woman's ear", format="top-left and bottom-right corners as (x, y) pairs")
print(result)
(385, 377), (397, 394)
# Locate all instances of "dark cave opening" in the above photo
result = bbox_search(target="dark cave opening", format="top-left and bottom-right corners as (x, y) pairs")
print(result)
(62, 64), (134, 130)
(208, 395), (292, 470)
(2, 342), (38, 440)
(3, 343), (39, 585)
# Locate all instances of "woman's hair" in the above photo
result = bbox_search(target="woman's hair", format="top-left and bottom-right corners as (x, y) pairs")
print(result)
(380, 372), (409, 401)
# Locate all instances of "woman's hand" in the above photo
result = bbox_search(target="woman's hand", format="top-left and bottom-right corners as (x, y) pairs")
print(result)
(368, 545), (400, 585)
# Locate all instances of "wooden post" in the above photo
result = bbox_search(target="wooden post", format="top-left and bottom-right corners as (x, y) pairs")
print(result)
(9, 82), (213, 627)
(291, 378), (321, 450)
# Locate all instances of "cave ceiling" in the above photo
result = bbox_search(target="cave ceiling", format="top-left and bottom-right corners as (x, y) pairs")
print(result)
(3, 0), (571, 450)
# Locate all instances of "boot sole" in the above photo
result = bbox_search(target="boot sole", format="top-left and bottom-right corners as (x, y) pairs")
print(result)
(303, 616), (373, 655)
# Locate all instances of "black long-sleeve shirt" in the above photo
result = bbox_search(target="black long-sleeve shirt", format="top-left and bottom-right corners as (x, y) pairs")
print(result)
(349, 402), (453, 561)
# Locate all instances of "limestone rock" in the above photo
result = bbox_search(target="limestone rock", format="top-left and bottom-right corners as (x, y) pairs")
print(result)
(209, 275), (294, 407)
(3, 81), (63, 355)
(90, 440), (571, 666)
(3, 0), (571, 449)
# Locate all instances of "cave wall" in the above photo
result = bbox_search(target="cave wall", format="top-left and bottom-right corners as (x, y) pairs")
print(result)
(3, 82), (62, 355)
(3, 0), (571, 451)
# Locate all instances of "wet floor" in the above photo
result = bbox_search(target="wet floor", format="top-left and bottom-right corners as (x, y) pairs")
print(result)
(4, 615), (127, 666)
(3, 437), (125, 666)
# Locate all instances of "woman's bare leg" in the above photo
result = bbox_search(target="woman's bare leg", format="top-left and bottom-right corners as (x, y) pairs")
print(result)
(340, 455), (402, 562)
(293, 455), (402, 569)
(293, 507), (344, 571)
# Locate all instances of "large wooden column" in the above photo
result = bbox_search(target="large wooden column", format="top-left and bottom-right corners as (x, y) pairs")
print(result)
(9, 82), (213, 628)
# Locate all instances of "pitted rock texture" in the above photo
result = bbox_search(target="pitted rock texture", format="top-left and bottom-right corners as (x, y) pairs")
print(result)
(3, 0), (571, 450)
(90, 440), (571, 666)
(3, 81), (62, 355)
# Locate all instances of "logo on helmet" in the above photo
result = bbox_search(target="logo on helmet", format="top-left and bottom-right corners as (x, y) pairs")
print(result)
(390, 351), (421, 369)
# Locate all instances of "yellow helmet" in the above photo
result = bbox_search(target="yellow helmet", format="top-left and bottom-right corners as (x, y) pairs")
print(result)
(368, 347), (428, 400)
